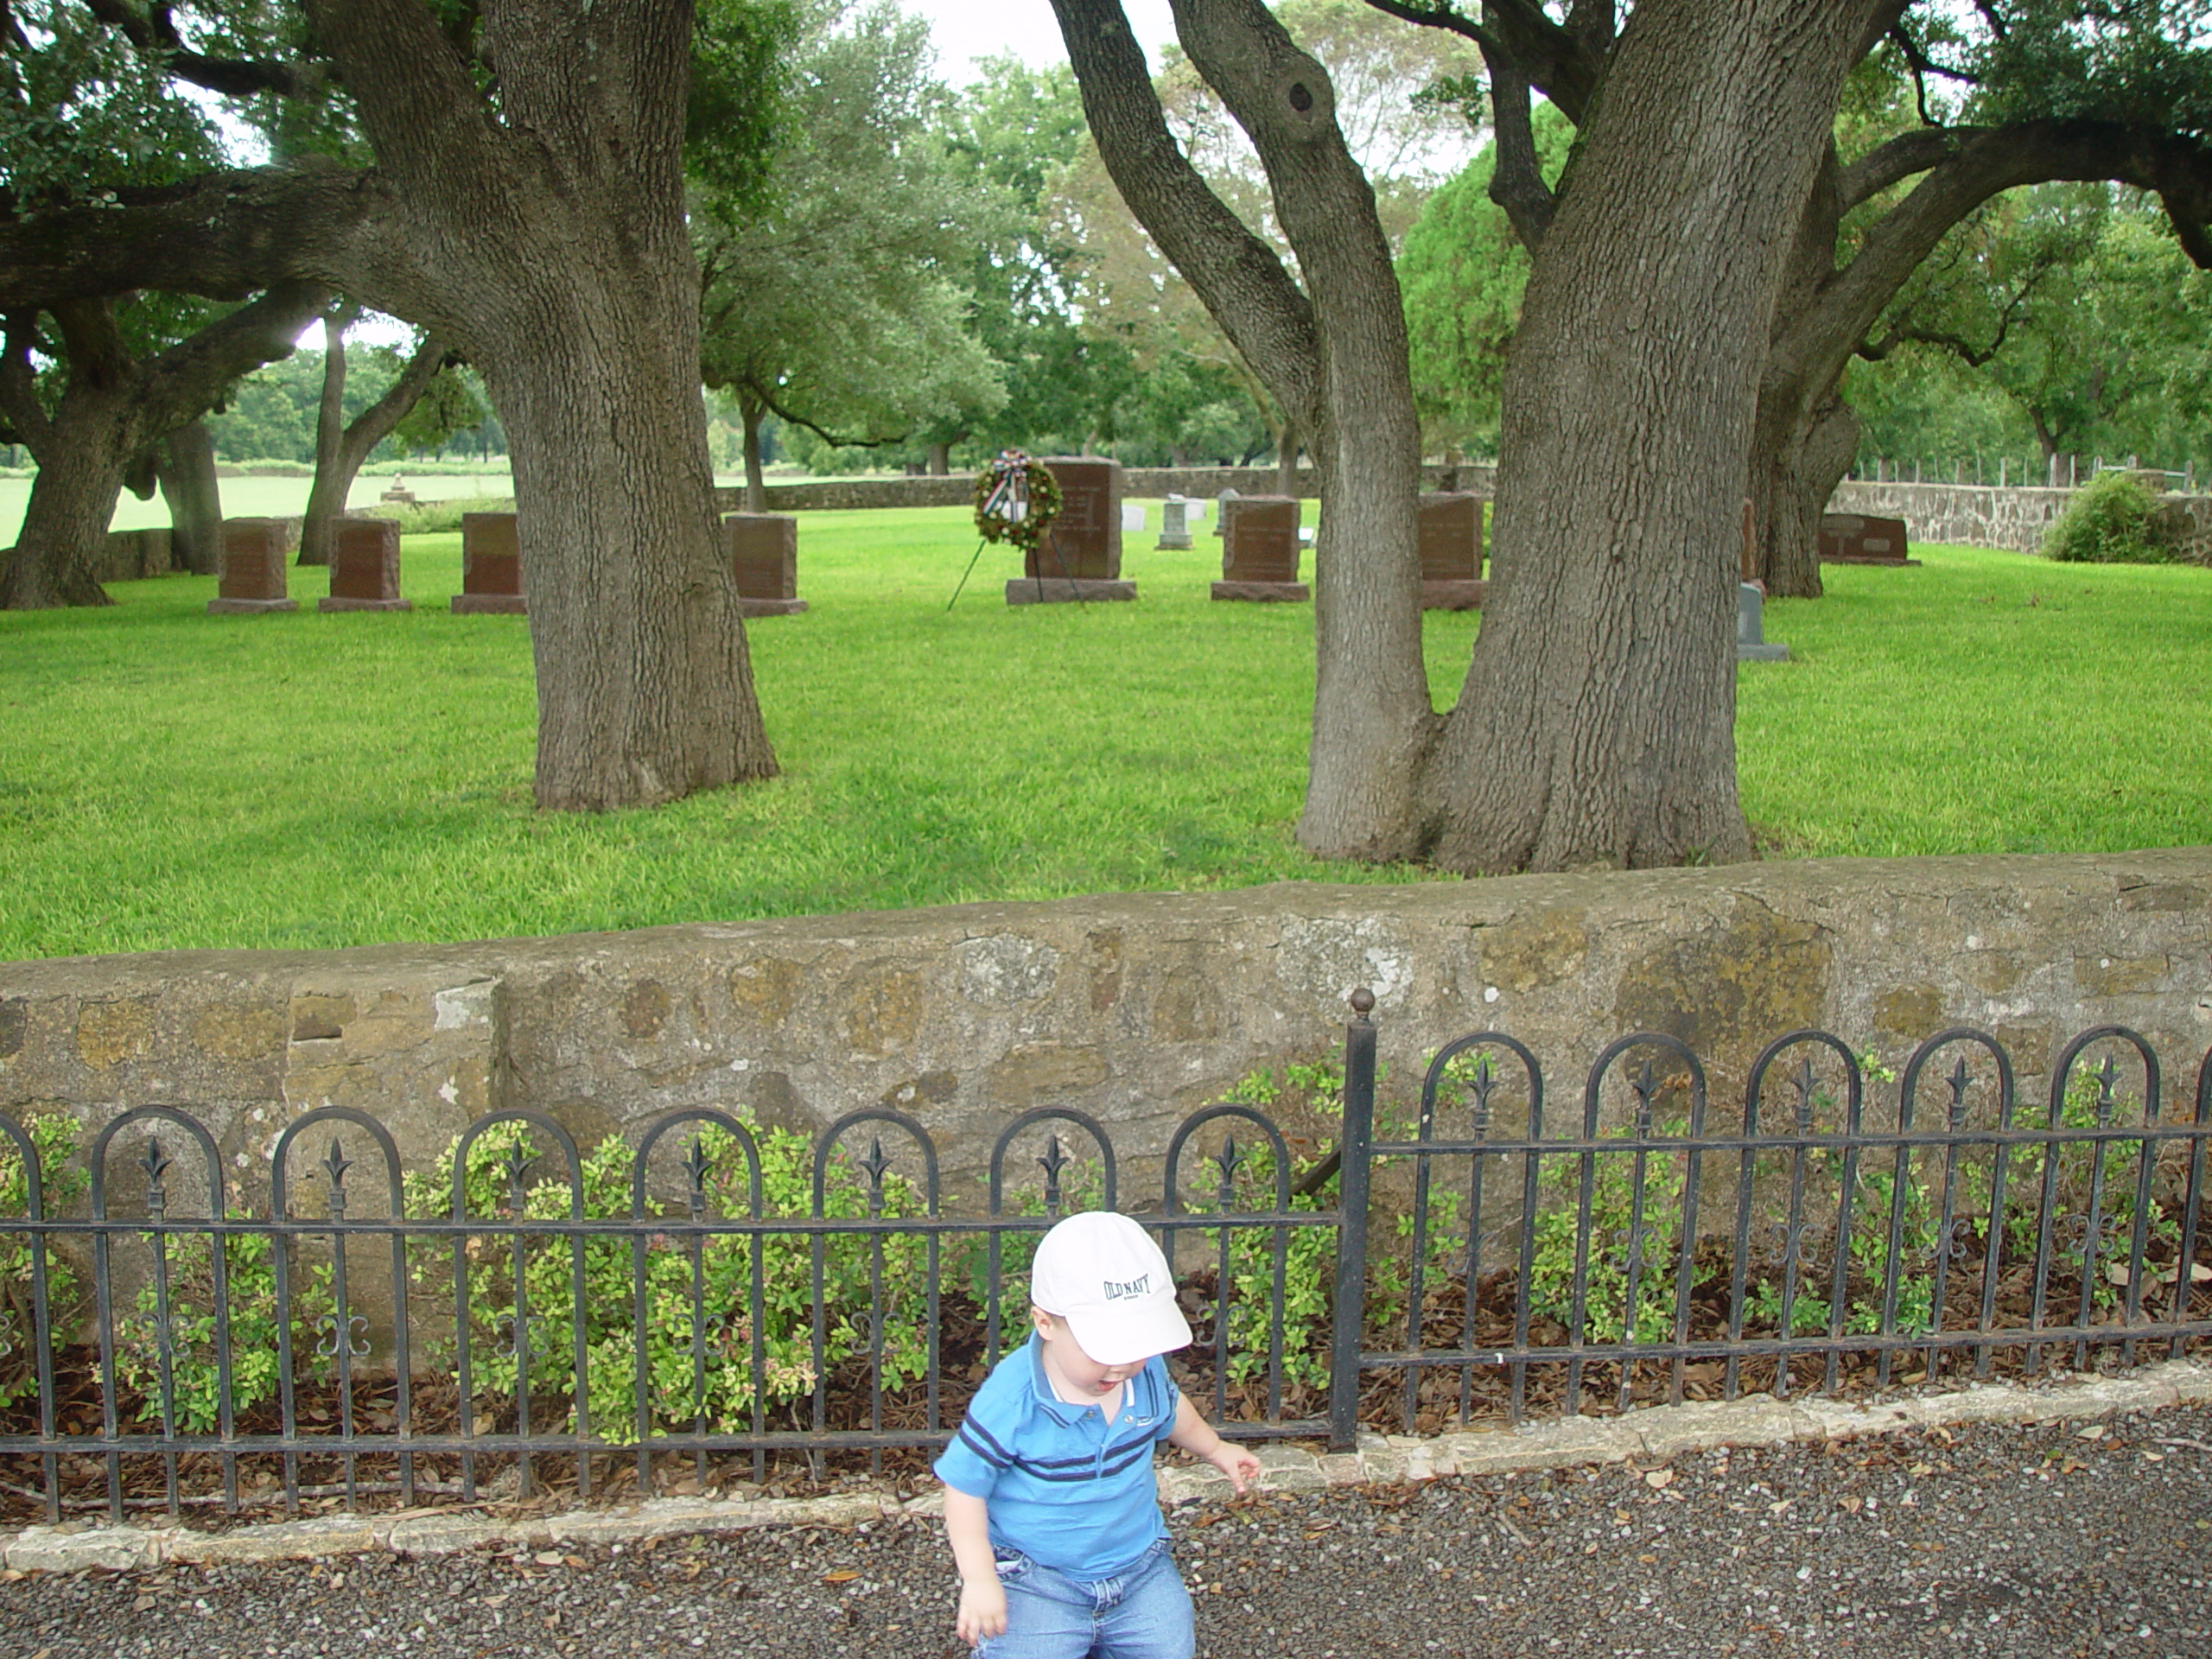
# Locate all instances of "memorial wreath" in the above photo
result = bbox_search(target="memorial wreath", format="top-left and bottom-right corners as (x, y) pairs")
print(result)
(971, 449), (1061, 554)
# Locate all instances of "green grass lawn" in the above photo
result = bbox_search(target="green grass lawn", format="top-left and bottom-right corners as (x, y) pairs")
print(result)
(0, 506), (2205, 962)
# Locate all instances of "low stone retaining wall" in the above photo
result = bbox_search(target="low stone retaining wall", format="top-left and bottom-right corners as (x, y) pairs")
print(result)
(3, 849), (2206, 1179)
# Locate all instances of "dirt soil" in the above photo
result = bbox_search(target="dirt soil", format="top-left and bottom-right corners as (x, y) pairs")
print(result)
(1, 1402), (2206, 1658)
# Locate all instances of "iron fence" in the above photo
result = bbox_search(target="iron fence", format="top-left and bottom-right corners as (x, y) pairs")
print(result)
(0, 996), (2202, 1527)
(1358, 1014), (2210, 1433)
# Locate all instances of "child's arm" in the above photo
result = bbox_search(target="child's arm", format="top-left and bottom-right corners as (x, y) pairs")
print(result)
(1167, 1390), (1262, 1494)
(943, 1485), (1007, 1647)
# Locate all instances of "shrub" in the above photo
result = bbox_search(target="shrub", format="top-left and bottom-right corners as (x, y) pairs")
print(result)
(2042, 471), (2168, 563)
(404, 1114), (932, 1442)
(361, 494), (517, 536)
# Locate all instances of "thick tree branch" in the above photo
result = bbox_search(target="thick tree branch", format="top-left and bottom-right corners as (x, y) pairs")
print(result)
(1362, 0), (1601, 124)
(1047, 0), (1320, 424)
(1838, 128), (1960, 209)
(48, 296), (129, 396)
(300, 0), (505, 199)
(1357, 0), (1493, 52)
(137, 283), (330, 435)
(348, 326), (453, 451)
(1792, 119), (2212, 391)
(2158, 188), (2212, 269)
(78, 0), (331, 100)
(1484, 41), (1554, 251)
(0, 313), (54, 452)
(0, 161), (389, 311)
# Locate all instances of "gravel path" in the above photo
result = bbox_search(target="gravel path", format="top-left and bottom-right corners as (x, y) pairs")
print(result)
(3, 1404), (2207, 1659)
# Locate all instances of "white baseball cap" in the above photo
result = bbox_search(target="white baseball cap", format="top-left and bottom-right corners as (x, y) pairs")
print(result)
(1030, 1211), (1193, 1366)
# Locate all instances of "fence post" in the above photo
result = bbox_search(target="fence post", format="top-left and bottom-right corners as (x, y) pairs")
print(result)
(1328, 987), (1377, 1451)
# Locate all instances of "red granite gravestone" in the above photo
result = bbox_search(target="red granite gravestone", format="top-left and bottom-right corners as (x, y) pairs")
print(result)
(1008, 456), (1136, 603)
(452, 512), (527, 613)
(724, 513), (808, 616)
(1212, 495), (1307, 602)
(1817, 513), (1916, 565)
(207, 518), (297, 613)
(320, 518), (411, 612)
(1418, 492), (1485, 610)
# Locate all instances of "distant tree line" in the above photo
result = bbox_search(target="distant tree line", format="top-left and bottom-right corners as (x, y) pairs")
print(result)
(203, 346), (505, 466)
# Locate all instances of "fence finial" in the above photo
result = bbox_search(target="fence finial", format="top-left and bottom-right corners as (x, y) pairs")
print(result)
(1349, 986), (1374, 1020)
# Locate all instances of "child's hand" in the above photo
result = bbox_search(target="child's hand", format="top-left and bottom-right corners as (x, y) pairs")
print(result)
(1208, 1440), (1263, 1495)
(957, 1574), (1008, 1647)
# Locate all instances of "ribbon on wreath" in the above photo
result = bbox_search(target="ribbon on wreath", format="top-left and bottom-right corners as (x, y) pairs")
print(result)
(972, 450), (1061, 554)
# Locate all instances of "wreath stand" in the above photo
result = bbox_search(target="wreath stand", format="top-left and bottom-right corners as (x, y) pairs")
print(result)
(949, 451), (1065, 611)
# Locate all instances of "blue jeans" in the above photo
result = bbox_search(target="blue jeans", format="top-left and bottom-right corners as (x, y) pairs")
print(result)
(981, 1537), (1196, 1659)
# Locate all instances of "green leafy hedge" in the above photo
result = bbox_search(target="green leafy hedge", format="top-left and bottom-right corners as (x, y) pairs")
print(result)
(2042, 472), (2169, 563)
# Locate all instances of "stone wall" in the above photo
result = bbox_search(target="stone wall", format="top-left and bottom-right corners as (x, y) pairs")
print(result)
(711, 463), (1496, 516)
(3, 850), (2207, 1198)
(1827, 478), (2212, 557)
(1827, 480), (2071, 554)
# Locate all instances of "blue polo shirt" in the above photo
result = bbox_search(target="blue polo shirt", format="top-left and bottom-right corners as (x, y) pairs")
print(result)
(934, 1332), (1179, 1580)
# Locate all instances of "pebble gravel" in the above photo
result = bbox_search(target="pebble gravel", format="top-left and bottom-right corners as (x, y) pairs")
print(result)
(1, 1404), (2206, 1658)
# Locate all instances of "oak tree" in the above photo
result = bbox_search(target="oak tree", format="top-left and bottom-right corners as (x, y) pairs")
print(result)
(1053, 0), (1882, 869)
(0, 0), (787, 810)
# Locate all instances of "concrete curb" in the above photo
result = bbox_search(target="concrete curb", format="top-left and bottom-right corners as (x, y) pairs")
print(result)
(5, 1359), (2205, 1574)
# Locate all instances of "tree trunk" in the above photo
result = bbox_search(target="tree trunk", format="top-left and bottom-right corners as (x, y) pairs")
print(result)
(159, 419), (223, 574)
(303, 315), (448, 564)
(298, 308), (354, 566)
(1419, 0), (1878, 871)
(925, 442), (950, 475)
(3, 431), (125, 608)
(2, 291), (323, 608)
(297, 0), (775, 810)
(1051, 0), (1433, 860)
(741, 392), (768, 514)
(1274, 415), (1299, 497)
(493, 282), (771, 810)
(1743, 113), (2179, 593)
(1750, 385), (1858, 599)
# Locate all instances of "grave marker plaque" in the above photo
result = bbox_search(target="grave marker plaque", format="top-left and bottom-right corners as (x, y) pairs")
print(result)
(1156, 495), (1192, 550)
(1417, 492), (1486, 610)
(1737, 582), (1789, 662)
(1817, 512), (1916, 565)
(1007, 456), (1135, 603)
(1212, 495), (1307, 602)
(207, 518), (297, 613)
(452, 512), (527, 613)
(320, 518), (411, 612)
(724, 513), (808, 616)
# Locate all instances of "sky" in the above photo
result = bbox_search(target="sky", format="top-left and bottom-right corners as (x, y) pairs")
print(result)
(899, 0), (1179, 82)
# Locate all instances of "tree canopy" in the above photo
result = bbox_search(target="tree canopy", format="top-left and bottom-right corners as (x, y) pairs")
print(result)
(694, 0), (1005, 503)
